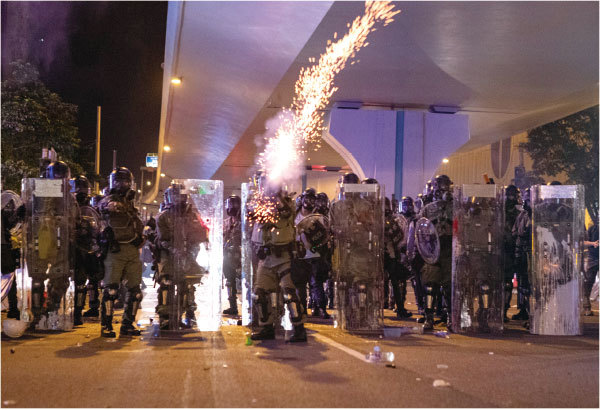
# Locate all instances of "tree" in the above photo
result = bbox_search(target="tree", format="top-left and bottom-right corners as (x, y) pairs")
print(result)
(1, 61), (95, 192)
(521, 106), (599, 221)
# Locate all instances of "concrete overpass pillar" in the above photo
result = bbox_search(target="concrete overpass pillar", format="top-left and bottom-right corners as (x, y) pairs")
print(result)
(324, 108), (470, 199)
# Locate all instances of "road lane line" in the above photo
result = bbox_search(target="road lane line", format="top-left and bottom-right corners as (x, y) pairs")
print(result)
(182, 368), (192, 407)
(312, 333), (370, 363)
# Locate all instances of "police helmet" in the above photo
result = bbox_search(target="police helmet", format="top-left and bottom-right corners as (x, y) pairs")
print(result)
(46, 161), (71, 180)
(505, 184), (520, 202)
(362, 178), (378, 184)
(109, 167), (133, 194)
(165, 183), (187, 207)
(433, 174), (452, 191)
(342, 172), (360, 184)
(302, 188), (317, 210)
(424, 180), (433, 195)
(401, 196), (414, 214)
(225, 195), (241, 217)
(315, 192), (329, 213)
(90, 195), (104, 208)
(69, 175), (91, 195)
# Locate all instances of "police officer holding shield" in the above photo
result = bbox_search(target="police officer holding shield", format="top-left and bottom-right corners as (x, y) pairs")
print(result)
(417, 174), (454, 330)
(98, 167), (144, 337)
(223, 195), (242, 316)
(251, 188), (307, 343)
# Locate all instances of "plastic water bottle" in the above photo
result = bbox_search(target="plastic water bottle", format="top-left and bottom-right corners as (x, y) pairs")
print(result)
(366, 346), (395, 363)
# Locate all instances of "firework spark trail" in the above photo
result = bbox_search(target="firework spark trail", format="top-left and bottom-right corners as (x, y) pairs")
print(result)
(252, 1), (400, 223)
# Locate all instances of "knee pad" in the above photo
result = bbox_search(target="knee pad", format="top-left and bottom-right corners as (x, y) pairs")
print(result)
(102, 284), (119, 316)
(75, 284), (87, 308)
(159, 277), (173, 306)
(32, 280), (45, 309)
(424, 283), (437, 310)
(480, 283), (491, 309)
(255, 288), (272, 323)
(283, 287), (303, 322)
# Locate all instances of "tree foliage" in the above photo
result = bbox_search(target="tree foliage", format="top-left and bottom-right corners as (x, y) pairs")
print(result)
(1, 61), (94, 192)
(521, 106), (599, 219)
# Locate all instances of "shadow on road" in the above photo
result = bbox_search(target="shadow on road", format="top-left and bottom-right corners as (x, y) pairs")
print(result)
(251, 330), (349, 384)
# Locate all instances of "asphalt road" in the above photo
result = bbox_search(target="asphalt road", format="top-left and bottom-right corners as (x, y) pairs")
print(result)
(2, 292), (598, 408)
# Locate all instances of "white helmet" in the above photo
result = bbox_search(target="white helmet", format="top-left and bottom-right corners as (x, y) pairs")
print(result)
(2, 319), (28, 338)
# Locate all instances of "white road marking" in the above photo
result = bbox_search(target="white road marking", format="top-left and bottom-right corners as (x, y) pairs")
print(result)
(182, 368), (192, 407)
(312, 333), (370, 363)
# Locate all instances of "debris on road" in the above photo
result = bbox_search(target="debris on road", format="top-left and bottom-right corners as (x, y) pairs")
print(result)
(433, 331), (450, 339)
(416, 378), (422, 381)
(10, 348), (15, 354)
(222, 364), (228, 368)
(76, 342), (82, 347)
(433, 379), (451, 388)
(437, 364), (448, 369)
(3, 400), (16, 406)
(489, 352), (494, 355)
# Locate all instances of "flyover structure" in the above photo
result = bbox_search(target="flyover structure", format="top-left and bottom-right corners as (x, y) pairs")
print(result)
(145, 1), (598, 202)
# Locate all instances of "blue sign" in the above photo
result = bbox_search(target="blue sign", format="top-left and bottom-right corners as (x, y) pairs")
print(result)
(146, 154), (158, 168)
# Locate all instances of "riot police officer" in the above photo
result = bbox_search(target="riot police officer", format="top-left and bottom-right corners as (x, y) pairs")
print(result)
(1, 190), (25, 319)
(383, 197), (405, 317)
(503, 185), (520, 321)
(583, 216), (599, 316)
(512, 187), (532, 322)
(70, 175), (102, 324)
(156, 183), (209, 330)
(98, 167), (144, 337)
(251, 188), (307, 342)
(417, 174), (453, 330)
(330, 173), (384, 333)
(315, 192), (334, 310)
(24, 160), (76, 329)
(396, 196), (419, 318)
(223, 195), (242, 315)
(294, 188), (331, 319)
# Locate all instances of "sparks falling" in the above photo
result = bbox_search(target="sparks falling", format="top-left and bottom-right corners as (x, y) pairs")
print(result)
(251, 1), (400, 223)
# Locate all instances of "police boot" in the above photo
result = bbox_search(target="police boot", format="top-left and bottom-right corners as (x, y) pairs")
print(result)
(74, 308), (83, 326)
(83, 307), (99, 318)
(287, 323), (307, 343)
(120, 287), (142, 337)
(6, 279), (20, 319)
(101, 287), (117, 338)
(423, 309), (435, 330)
(396, 282), (412, 319)
(84, 283), (100, 318)
(251, 324), (275, 340)
(223, 298), (238, 316)
(512, 309), (529, 320)
(74, 285), (87, 325)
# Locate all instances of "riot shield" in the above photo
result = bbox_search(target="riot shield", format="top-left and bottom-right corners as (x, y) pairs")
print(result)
(415, 217), (440, 265)
(241, 182), (255, 326)
(530, 184), (584, 335)
(172, 179), (223, 331)
(451, 184), (504, 334)
(21, 178), (74, 330)
(77, 205), (101, 254)
(296, 213), (330, 254)
(330, 182), (384, 334)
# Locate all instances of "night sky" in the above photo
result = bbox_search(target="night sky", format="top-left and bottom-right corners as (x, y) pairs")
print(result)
(1, 1), (167, 182)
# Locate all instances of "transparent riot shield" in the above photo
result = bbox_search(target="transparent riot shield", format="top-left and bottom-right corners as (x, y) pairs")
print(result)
(241, 182), (255, 326)
(451, 184), (504, 334)
(330, 183), (384, 334)
(77, 205), (101, 254)
(21, 178), (74, 330)
(530, 184), (584, 335)
(172, 179), (223, 331)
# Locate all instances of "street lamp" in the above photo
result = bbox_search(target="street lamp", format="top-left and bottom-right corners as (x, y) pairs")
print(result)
(163, 145), (171, 152)
(170, 77), (182, 85)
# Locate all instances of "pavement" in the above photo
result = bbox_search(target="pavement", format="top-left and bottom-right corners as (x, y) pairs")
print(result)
(1, 290), (598, 408)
